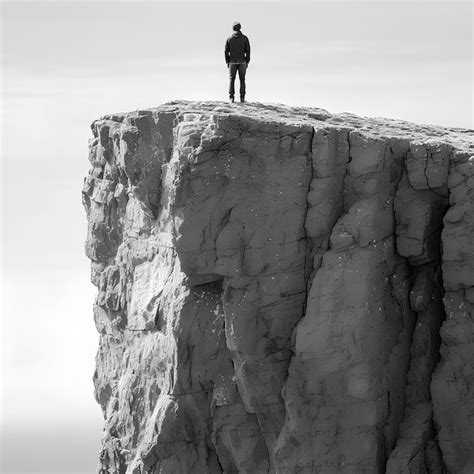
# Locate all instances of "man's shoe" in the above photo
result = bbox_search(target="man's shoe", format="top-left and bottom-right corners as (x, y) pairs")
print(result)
(230, 97), (235, 103)
(240, 97), (245, 103)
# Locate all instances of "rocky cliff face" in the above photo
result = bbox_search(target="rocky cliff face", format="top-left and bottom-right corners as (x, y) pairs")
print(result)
(83, 101), (473, 473)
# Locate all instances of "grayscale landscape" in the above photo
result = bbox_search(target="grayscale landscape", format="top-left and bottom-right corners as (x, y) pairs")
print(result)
(1, 1), (472, 473)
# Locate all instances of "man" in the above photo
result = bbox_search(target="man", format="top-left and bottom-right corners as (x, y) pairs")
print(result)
(225, 22), (250, 103)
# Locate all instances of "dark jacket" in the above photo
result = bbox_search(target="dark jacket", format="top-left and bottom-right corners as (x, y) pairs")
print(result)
(225, 31), (250, 64)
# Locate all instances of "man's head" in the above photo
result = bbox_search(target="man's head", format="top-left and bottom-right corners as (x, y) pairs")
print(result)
(232, 22), (241, 31)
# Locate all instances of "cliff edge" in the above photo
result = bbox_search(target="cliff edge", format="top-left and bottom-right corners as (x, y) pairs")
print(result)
(83, 101), (474, 473)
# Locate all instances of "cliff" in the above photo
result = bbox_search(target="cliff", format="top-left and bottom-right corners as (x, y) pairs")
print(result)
(83, 101), (474, 473)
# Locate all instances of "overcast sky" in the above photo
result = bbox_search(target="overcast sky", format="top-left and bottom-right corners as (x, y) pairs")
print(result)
(1, 1), (472, 472)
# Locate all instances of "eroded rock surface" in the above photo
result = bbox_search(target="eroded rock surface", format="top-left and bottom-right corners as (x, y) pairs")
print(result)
(83, 101), (473, 473)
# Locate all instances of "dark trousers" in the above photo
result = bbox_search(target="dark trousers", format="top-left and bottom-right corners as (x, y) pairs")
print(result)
(228, 62), (247, 99)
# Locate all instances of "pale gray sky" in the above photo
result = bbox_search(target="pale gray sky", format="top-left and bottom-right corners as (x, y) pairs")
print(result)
(1, 1), (472, 472)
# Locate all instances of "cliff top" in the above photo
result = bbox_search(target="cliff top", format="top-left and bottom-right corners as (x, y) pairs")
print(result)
(97, 100), (473, 152)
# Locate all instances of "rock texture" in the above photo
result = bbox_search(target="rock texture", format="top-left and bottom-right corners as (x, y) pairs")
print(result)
(83, 101), (474, 473)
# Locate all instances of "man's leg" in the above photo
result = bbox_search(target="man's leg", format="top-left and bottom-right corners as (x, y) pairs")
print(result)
(238, 63), (247, 101)
(229, 64), (238, 100)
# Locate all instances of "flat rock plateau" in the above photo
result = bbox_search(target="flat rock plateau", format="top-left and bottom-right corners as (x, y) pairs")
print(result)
(83, 101), (474, 473)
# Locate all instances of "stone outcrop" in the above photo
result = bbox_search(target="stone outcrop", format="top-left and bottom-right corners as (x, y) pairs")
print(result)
(82, 101), (474, 473)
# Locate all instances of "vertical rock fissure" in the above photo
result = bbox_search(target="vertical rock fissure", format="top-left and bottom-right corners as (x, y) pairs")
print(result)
(386, 253), (447, 473)
(302, 126), (317, 297)
(386, 143), (450, 473)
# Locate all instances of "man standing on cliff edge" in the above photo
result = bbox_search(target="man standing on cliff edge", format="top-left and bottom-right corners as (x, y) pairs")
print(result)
(225, 22), (251, 103)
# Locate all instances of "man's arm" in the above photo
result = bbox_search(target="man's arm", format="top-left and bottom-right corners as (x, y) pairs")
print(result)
(225, 38), (230, 64)
(245, 36), (250, 64)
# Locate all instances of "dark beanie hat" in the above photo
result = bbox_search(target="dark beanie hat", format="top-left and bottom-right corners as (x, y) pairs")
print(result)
(232, 22), (241, 31)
